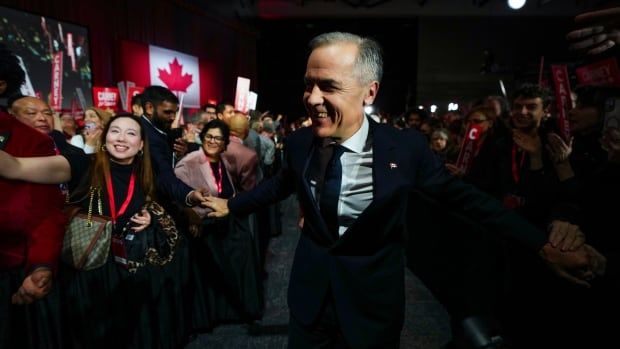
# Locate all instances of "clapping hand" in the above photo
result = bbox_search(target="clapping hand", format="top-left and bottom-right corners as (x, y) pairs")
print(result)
(546, 133), (573, 164)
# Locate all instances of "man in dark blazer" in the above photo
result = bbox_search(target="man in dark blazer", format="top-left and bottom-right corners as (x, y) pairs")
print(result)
(140, 85), (206, 206)
(205, 32), (600, 348)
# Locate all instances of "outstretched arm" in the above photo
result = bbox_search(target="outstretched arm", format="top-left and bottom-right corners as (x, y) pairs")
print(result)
(0, 150), (71, 184)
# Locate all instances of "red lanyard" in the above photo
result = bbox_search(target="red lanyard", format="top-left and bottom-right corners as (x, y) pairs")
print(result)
(511, 144), (527, 184)
(105, 171), (136, 224)
(212, 162), (223, 195)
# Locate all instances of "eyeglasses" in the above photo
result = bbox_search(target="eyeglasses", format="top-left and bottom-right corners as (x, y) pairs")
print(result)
(204, 134), (224, 143)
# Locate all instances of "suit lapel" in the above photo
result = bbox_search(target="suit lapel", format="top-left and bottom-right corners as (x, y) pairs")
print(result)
(369, 120), (400, 207)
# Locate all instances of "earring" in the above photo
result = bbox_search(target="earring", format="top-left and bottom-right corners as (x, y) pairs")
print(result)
(138, 149), (144, 156)
(101, 145), (107, 152)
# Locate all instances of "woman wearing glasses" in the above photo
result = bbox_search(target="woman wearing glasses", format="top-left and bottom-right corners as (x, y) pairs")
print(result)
(175, 119), (263, 330)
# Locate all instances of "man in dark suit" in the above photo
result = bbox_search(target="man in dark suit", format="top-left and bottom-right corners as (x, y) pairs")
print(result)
(205, 32), (600, 348)
(140, 85), (206, 206)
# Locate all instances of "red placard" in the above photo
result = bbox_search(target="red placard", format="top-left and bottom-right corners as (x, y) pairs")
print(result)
(92, 87), (120, 111)
(576, 58), (620, 87)
(551, 65), (572, 142)
(126, 86), (144, 112)
(455, 124), (483, 173)
(234, 76), (251, 113)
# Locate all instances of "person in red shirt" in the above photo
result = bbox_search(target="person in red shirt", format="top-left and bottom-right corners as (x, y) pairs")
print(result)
(0, 111), (66, 348)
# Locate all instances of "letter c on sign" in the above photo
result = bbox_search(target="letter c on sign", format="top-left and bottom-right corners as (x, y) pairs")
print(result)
(468, 128), (479, 140)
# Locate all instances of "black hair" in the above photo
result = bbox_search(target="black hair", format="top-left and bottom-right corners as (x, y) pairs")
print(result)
(0, 44), (26, 97)
(199, 119), (230, 148)
(141, 86), (179, 111)
(511, 83), (551, 109)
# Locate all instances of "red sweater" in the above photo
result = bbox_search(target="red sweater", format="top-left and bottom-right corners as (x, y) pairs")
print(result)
(0, 113), (66, 273)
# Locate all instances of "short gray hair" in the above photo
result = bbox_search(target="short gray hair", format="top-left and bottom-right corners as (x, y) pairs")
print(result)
(308, 32), (383, 85)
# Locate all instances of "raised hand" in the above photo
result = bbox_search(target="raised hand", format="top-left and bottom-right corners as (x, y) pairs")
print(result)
(545, 133), (573, 164)
(566, 7), (620, 55)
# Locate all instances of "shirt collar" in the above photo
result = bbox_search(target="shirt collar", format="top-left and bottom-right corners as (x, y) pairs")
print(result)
(141, 115), (166, 136)
(340, 115), (369, 154)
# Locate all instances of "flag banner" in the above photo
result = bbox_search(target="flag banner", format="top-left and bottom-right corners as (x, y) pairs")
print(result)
(50, 51), (64, 110)
(551, 65), (572, 142)
(149, 45), (200, 108)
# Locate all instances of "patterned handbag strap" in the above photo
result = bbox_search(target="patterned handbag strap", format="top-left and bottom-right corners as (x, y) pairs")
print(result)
(77, 187), (109, 269)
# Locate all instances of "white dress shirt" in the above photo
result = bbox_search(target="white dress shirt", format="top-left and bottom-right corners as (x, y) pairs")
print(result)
(310, 116), (374, 236)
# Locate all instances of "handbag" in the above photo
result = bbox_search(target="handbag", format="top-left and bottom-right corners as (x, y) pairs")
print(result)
(62, 187), (112, 270)
(118, 200), (180, 273)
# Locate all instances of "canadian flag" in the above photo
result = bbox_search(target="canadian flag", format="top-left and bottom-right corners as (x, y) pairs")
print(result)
(119, 41), (220, 108)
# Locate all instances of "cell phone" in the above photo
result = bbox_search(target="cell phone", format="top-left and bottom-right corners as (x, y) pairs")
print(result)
(84, 122), (96, 131)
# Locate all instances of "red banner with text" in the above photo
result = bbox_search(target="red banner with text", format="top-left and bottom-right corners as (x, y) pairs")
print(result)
(551, 65), (572, 142)
(50, 51), (64, 110)
(92, 87), (120, 111)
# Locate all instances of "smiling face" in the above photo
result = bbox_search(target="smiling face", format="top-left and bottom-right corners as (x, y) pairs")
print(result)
(84, 109), (103, 128)
(201, 126), (226, 161)
(511, 96), (547, 131)
(104, 117), (144, 164)
(303, 42), (378, 141)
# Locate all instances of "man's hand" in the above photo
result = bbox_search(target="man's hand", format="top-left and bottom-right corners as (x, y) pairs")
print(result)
(11, 267), (53, 305)
(204, 196), (230, 218)
(584, 244), (607, 277)
(545, 133), (573, 164)
(567, 7), (620, 55)
(513, 129), (542, 155)
(539, 243), (593, 287)
(445, 163), (465, 177)
(187, 189), (208, 206)
(173, 138), (188, 158)
(548, 220), (585, 252)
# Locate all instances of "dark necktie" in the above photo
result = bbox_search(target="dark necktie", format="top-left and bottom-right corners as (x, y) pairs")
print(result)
(319, 143), (345, 238)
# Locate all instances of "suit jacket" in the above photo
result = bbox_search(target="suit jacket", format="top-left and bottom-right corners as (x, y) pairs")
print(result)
(0, 113), (66, 273)
(222, 137), (259, 192)
(141, 116), (193, 204)
(229, 118), (547, 348)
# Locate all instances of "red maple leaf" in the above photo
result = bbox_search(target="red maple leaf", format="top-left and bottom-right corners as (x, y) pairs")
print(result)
(157, 58), (193, 92)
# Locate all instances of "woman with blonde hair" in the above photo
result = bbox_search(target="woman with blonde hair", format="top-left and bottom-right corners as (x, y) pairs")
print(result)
(70, 107), (113, 154)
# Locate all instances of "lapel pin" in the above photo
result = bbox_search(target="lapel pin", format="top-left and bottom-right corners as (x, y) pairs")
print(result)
(389, 162), (398, 169)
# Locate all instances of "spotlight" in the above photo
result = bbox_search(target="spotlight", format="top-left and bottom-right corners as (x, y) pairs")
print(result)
(430, 105), (438, 113)
(418, 105), (424, 110)
(507, 0), (526, 10)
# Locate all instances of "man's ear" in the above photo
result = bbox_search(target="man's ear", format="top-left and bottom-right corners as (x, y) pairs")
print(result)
(144, 102), (154, 117)
(0, 80), (7, 94)
(363, 81), (379, 106)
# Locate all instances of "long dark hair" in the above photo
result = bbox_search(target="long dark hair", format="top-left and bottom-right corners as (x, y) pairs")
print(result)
(90, 113), (156, 200)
